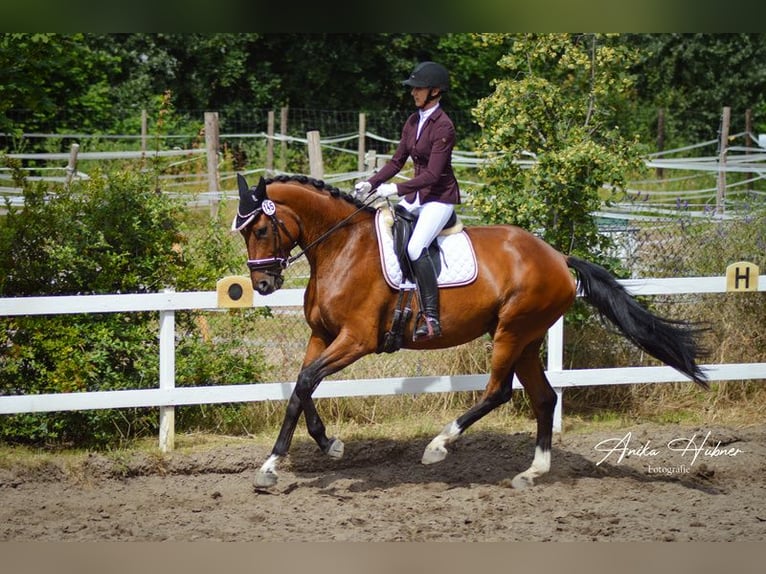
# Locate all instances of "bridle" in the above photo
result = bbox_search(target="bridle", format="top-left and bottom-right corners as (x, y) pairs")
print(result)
(242, 197), (298, 275)
(237, 183), (377, 280)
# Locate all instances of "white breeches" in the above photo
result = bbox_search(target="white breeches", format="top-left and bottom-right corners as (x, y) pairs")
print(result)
(399, 196), (455, 260)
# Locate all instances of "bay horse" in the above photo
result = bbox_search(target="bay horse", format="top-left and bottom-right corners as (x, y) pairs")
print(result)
(233, 173), (708, 489)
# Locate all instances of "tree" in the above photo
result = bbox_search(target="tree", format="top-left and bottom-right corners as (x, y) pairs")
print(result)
(623, 33), (766, 147)
(0, 33), (119, 135)
(470, 33), (646, 261)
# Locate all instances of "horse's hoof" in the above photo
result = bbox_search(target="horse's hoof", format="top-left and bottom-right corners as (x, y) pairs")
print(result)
(254, 470), (278, 488)
(326, 438), (344, 459)
(421, 445), (447, 465)
(510, 473), (535, 490)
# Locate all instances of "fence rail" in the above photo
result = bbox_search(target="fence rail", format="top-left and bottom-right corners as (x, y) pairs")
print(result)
(4, 111), (766, 221)
(2, 274), (765, 451)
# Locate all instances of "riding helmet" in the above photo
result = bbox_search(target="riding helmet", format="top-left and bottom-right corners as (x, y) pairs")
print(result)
(402, 61), (450, 92)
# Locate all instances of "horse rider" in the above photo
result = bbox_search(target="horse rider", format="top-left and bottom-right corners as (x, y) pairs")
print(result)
(355, 61), (461, 342)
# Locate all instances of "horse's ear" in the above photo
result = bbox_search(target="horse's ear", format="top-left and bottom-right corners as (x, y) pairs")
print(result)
(236, 173), (267, 205)
(232, 174), (266, 231)
(254, 176), (267, 201)
(237, 173), (250, 197)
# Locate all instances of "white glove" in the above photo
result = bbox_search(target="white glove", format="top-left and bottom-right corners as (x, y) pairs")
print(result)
(354, 181), (371, 196)
(376, 183), (398, 198)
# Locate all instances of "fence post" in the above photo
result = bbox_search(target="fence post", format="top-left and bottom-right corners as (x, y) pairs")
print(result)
(547, 317), (565, 432)
(204, 111), (220, 215)
(656, 108), (665, 179)
(158, 289), (176, 453)
(307, 130), (323, 179)
(357, 112), (366, 175)
(65, 143), (79, 188)
(365, 149), (377, 173)
(266, 110), (275, 173)
(280, 106), (289, 171)
(716, 106), (731, 216)
(140, 109), (148, 153)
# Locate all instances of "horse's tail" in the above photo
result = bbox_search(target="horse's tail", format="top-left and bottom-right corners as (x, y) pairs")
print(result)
(566, 256), (710, 389)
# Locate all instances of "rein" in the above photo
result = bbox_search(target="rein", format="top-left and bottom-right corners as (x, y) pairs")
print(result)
(287, 193), (378, 264)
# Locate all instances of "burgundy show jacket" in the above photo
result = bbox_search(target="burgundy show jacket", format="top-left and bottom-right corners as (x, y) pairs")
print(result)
(367, 107), (461, 205)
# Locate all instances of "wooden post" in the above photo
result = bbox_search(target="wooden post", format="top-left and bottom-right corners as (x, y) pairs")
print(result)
(365, 149), (377, 173)
(266, 110), (275, 173)
(656, 108), (665, 179)
(204, 111), (220, 215)
(307, 130), (323, 179)
(357, 112), (366, 176)
(158, 296), (176, 453)
(140, 109), (148, 153)
(548, 317), (564, 432)
(280, 106), (288, 171)
(65, 143), (79, 188)
(743, 108), (752, 207)
(717, 106), (730, 216)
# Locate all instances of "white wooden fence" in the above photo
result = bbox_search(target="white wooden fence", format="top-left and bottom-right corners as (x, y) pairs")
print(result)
(1, 274), (765, 452)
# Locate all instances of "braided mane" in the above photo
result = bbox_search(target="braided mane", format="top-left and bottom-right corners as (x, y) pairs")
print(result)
(264, 174), (375, 213)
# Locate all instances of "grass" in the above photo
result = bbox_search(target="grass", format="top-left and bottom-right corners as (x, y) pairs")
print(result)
(2, 382), (762, 474)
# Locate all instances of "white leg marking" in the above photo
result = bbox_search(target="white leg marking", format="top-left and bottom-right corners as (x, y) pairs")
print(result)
(511, 446), (551, 489)
(326, 437), (345, 459)
(422, 421), (461, 465)
(254, 454), (281, 488)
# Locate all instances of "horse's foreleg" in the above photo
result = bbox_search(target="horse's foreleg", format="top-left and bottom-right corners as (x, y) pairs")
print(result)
(509, 342), (556, 490)
(255, 376), (345, 488)
(255, 391), (302, 488)
(294, 359), (345, 458)
(255, 332), (370, 488)
(255, 335), (327, 488)
(255, 366), (341, 488)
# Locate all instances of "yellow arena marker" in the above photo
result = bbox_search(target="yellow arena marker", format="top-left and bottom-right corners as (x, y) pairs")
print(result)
(725, 261), (759, 292)
(216, 276), (254, 308)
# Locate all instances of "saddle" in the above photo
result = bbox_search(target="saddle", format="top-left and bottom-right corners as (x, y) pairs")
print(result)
(377, 205), (476, 353)
(376, 206), (474, 290)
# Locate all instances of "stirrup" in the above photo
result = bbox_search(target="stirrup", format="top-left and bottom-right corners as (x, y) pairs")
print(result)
(414, 315), (441, 341)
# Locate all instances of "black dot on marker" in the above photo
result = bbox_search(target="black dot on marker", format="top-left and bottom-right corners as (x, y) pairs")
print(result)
(228, 283), (243, 300)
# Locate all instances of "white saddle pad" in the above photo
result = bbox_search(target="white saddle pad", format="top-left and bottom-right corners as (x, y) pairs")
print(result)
(374, 209), (478, 289)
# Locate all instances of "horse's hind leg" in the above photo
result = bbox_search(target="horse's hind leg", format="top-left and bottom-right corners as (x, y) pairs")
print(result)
(509, 338), (557, 489)
(422, 331), (519, 465)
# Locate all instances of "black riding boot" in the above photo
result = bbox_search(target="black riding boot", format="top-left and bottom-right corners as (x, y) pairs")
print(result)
(410, 249), (441, 341)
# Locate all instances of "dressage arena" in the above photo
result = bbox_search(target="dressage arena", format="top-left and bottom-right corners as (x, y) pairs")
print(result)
(2, 420), (764, 541)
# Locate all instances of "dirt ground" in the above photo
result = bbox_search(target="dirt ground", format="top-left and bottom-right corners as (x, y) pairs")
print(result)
(1, 421), (765, 542)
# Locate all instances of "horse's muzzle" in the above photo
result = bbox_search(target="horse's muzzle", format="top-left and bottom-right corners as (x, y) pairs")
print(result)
(247, 257), (287, 294)
(251, 271), (284, 295)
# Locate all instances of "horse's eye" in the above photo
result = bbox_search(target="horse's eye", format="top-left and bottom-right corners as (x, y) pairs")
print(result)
(255, 226), (268, 239)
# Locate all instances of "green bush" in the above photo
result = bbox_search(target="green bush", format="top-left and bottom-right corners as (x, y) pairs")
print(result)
(0, 166), (268, 447)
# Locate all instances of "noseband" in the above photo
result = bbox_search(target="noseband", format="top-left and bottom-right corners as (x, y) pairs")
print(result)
(242, 199), (298, 276)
